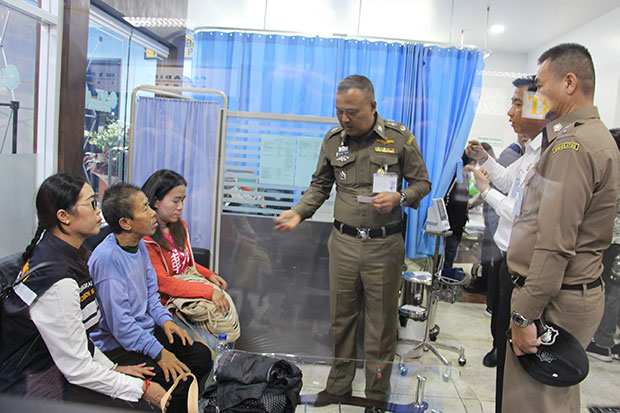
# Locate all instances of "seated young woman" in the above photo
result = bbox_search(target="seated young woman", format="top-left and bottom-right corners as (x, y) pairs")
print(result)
(141, 169), (231, 350)
(0, 173), (166, 410)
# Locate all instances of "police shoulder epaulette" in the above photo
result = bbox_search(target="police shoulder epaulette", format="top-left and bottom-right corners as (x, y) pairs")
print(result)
(384, 120), (407, 134)
(327, 125), (343, 136)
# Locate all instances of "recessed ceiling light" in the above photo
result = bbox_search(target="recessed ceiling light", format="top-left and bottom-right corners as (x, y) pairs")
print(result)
(489, 24), (505, 34)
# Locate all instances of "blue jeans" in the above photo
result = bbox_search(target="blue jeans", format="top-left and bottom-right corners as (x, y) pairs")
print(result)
(171, 314), (220, 351)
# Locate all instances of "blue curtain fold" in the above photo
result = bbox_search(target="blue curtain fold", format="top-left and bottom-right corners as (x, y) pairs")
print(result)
(192, 31), (483, 257)
(405, 46), (484, 257)
(132, 97), (220, 249)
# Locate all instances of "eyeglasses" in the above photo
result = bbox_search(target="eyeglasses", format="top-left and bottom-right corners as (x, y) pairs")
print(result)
(74, 199), (99, 210)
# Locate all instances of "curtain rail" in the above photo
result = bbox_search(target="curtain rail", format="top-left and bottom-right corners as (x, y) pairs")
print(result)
(127, 85), (228, 182)
(193, 26), (491, 58)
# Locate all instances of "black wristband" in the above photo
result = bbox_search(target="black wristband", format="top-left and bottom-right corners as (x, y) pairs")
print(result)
(154, 350), (162, 362)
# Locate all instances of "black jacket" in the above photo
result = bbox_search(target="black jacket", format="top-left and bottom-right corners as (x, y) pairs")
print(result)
(204, 352), (302, 413)
(0, 233), (97, 394)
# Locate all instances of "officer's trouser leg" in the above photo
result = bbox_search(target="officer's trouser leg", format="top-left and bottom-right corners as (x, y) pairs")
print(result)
(326, 228), (363, 395)
(502, 284), (604, 413)
(361, 233), (404, 401)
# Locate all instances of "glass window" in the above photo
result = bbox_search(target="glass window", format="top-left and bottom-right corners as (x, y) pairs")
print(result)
(0, 3), (57, 257)
(83, 21), (129, 195)
(83, 15), (161, 198)
(0, 6), (38, 155)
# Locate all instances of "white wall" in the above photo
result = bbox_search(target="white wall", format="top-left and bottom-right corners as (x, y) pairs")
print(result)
(188, 0), (453, 42)
(526, 6), (620, 128)
(0, 154), (36, 257)
(468, 51), (529, 155)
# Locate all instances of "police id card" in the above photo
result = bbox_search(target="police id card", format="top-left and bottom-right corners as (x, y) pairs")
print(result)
(373, 172), (398, 193)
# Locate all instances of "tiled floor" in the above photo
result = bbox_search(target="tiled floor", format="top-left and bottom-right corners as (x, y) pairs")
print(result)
(430, 299), (620, 413)
(295, 264), (620, 413)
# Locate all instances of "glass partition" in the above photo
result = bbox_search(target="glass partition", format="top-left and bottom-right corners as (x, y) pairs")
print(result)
(83, 12), (162, 198)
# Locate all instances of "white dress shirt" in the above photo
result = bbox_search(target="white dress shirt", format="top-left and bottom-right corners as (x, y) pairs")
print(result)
(30, 278), (144, 402)
(479, 134), (542, 252)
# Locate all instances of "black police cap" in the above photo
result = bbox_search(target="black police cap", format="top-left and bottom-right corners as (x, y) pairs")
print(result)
(510, 319), (589, 387)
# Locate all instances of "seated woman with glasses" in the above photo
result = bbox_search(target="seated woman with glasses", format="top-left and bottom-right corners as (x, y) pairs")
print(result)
(0, 173), (166, 410)
(141, 169), (231, 350)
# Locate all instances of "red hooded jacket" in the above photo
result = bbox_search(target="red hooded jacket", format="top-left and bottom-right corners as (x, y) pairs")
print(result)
(144, 218), (216, 303)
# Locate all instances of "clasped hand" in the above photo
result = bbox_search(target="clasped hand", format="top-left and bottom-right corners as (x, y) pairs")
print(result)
(510, 321), (542, 356)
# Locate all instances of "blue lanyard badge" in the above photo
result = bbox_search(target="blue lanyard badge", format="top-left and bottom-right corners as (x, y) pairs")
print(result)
(513, 187), (524, 217)
(510, 176), (521, 198)
(455, 159), (463, 184)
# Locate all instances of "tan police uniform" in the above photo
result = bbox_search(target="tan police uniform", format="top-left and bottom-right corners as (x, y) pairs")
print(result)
(294, 113), (431, 401)
(502, 106), (620, 412)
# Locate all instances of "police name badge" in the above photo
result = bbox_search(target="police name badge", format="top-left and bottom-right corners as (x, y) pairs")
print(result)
(336, 145), (350, 161)
(373, 172), (397, 193)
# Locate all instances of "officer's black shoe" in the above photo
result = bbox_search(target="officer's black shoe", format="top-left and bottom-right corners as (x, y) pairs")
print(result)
(364, 407), (385, 413)
(313, 390), (352, 407)
(482, 347), (497, 368)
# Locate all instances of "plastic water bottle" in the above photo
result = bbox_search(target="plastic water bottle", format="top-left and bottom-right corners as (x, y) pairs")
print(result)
(213, 333), (229, 381)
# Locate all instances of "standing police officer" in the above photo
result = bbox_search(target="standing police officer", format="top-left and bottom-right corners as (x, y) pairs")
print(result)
(503, 44), (620, 412)
(275, 75), (431, 403)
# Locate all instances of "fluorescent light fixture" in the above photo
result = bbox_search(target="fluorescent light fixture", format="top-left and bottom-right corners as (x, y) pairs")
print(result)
(124, 17), (195, 29)
(489, 24), (504, 34)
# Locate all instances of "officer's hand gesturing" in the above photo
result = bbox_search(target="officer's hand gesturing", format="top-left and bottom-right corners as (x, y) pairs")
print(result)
(373, 192), (400, 214)
(274, 210), (301, 231)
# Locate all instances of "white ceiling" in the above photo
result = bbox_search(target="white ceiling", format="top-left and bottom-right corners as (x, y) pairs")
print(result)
(450, 0), (620, 53)
(188, 0), (620, 54)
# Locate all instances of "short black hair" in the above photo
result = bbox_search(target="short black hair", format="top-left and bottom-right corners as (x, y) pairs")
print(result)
(337, 75), (375, 102)
(538, 43), (595, 96)
(512, 75), (537, 92)
(101, 182), (142, 234)
(610, 128), (620, 151)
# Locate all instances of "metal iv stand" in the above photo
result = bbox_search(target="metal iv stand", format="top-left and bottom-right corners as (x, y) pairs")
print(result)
(398, 229), (466, 372)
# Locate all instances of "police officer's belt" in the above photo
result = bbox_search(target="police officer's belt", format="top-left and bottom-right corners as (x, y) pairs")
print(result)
(334, 220), (402, 240)
(511, 274), (602, 290)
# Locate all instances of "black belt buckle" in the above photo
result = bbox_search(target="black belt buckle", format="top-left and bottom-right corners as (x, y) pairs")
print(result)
(356, 227), (371, 239)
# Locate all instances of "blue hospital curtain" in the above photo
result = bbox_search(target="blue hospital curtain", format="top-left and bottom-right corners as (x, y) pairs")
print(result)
(192, 31), (483, 257)
(405, 46), (484, 257)
(132, 97), (220, 250)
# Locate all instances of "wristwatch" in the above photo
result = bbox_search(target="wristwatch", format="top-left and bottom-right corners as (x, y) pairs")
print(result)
(511, 311), (534, 328)
(399, 191), (407, 207)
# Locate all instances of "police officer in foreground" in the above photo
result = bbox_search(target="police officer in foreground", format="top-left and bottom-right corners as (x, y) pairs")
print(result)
(503, 43), (620, 412)
(466, 75), (548, 412)
(275, 75), (431, 405)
